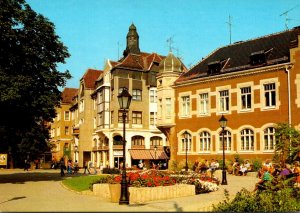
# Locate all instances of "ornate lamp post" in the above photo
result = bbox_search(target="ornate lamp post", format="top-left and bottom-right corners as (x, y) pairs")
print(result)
(74, 145), (78, 162)
(219, 115), (228, 185)
(183, 131), (189, 171)
(117, 88), (132, 205)
(154, 144), (157, 160)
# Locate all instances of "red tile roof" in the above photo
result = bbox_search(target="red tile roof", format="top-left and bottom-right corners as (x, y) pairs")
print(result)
(114, 52), (165, 71)
(61, 88), (78, 103)
(81, 69), (102, 89)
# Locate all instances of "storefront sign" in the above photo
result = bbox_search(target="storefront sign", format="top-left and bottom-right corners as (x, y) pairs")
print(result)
(0, 154), (8, 166)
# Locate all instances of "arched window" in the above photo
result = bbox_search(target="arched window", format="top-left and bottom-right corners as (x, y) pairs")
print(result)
(241, 129), (254, 151)
(113, 135), (123, 145)
(264, 127), (275, 150)
(219, 130), (231, 151)
(199, 131), (211, 151)
(181, 132), (191, 152)
(132, 136), (144, 146)
(150, 136), (162, 146)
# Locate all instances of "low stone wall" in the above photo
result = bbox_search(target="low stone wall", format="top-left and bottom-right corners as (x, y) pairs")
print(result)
(129, 184), (195, 204)
(93, 184), (110, 201)
(93, 184), (195, 204)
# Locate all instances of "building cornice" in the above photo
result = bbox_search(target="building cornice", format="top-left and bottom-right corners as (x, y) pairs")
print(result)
(173, 62), (292, 88)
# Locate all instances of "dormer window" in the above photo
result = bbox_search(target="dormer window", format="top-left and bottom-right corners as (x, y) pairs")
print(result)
(208, 60), (221, 75)
(250, 50), (266, 66)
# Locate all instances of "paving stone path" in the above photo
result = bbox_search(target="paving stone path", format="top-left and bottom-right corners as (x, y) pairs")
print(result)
(0, 168), (258, 212)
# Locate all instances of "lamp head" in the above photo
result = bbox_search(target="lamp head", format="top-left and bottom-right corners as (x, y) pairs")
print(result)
(183, 130), (189, 139)
(219, 115), (227, 128)
(118, 88), (132, 110)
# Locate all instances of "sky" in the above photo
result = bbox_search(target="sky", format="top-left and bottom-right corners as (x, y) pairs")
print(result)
(26, 0), (300, 89)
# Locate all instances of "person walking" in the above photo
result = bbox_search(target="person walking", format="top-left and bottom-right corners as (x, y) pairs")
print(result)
(83, 161), (90, 174)
(60, 157), (65, 177)
(89, 161), (97, 174)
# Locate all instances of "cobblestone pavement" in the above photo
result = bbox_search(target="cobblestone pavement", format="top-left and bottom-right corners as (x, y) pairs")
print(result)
(0, 168), (258, 212)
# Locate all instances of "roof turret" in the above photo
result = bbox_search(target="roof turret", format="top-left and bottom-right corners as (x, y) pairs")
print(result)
(158, 51), (182, 73)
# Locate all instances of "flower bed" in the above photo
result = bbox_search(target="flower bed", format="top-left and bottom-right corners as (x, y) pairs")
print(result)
(92, 169), (220, 200)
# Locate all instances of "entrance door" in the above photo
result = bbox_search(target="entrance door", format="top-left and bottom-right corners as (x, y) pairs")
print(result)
(83, 152), (91, 164)
(114, 156), (123, 169)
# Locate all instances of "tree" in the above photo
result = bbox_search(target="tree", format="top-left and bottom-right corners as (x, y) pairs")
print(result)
(0, 0), (71, 167)
(274, 123), (300, 166)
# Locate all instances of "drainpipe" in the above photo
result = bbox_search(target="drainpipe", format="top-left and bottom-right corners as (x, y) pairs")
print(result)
(285, 65), (292, 127)
(285, 65), (292, 161)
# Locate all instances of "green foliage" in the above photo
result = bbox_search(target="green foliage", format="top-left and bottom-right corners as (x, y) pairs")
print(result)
(0, 0), (71, 165)
(233, 152), (243, 164)
(212, 178), (300, 212)
(102, 168), (121, 174)
(62, 175), (105, 192)
(274, 123), (300, 165)
(169, 160), (180, 171)
(252, 158), (262, 172)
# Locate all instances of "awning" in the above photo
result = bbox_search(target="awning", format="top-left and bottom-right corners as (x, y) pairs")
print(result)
(129, 149), (169, 160)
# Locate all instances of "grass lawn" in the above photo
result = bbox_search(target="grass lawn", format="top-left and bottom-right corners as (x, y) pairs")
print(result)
(62, 175), (107, 192)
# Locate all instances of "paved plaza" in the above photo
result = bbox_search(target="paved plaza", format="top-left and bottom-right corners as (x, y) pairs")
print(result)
(0, 168), (258, 212)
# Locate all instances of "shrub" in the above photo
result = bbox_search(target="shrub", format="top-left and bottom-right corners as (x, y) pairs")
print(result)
(252, 158), (262, 172)
(212, 178), (300, 212)
(102, 168), (120, 174)
(233, 153), (243, 164)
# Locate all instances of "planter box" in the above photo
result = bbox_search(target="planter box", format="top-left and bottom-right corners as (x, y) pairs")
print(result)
(93, 184), (195, 204)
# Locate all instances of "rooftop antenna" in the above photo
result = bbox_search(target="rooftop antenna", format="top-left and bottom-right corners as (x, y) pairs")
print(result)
(226, 14), (232, 44)
(166, 36), (174, 52)
(173, 47), (184, 62)
(280, 4), (299, 30)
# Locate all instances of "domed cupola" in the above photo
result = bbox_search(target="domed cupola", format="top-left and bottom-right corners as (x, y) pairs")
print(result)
(159, 51), (182, 73)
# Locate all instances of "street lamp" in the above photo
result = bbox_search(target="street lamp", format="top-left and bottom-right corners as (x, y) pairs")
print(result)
(74, 145), (78, 162)
(117, 87), (132, 205)
(183, 131), (189, 171)
(219, 115), (228, 185)
(154, 144), (157, 160)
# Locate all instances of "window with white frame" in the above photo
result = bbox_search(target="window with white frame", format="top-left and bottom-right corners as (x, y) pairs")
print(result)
(159, 99), (162, 117)
(264, 127), (275, 150)
(150, 136), (163, 146)
(219, 130), (231, 151)
(132, 89), (142, 101)
(181, 132), (191, 152)
(64, 126), (69, 135)
(199, 93), (209, 114)
(264, 83), (276, 107)
(241, 129), (254, 151)
(57, 127), (60, 136)
(79, 99), (84, 112)
(150, 89), (157, 103)
(241, 87), (251, 110)
(98, 90), (103, 104)
(132, 111), (142, 124)
(98, 112), (103, 126)
(150, 112), (157, 125)
(199, 131), (211, 151)
(118, 110), (128, 123)
(132, 136), (144, 146)
(166, 98), (171, 117)
(64, 111), (70, 121)
(219, 90), (229, 112)
(181, 96), (190, 116)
